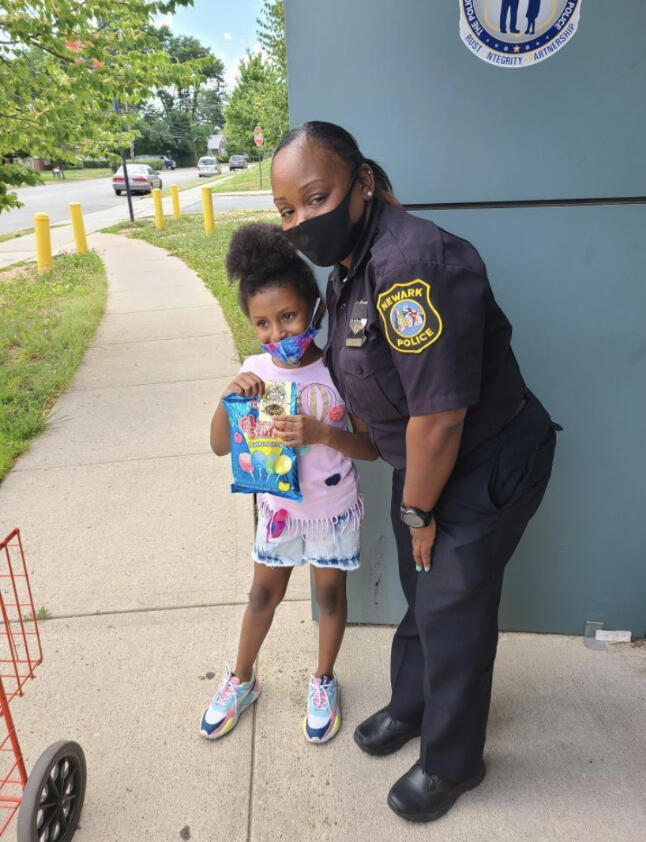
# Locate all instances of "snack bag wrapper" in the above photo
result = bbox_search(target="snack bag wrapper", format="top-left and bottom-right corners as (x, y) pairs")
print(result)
(222, 381), (302, 501)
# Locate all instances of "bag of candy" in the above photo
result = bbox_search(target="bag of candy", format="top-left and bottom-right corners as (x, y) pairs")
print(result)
(222, 381), (302, 501)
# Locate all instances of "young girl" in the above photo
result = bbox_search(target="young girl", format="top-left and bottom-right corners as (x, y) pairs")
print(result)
(200, 222), (377, 744)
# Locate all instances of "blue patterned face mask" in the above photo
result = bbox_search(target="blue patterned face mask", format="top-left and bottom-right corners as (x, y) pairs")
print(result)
(261, 299), (321, 366)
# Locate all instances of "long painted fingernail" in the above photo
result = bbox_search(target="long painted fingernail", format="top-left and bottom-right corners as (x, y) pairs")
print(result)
(415, 565), (421, 572)
(425, 567), (430, 573)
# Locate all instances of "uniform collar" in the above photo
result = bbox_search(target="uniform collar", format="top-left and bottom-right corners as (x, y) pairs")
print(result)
(331, 197), (385, 294)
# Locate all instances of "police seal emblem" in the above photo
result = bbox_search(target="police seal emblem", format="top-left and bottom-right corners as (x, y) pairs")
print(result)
(459, 0), (581, 68)
(377, 279), (443, 354)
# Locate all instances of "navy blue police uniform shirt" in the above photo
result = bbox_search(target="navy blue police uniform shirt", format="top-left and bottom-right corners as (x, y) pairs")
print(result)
(324, 199), (527, 470)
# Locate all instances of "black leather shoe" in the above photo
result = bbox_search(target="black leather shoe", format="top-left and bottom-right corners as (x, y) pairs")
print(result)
(387, 760), (486, 822)
(353, 707), (421, 756)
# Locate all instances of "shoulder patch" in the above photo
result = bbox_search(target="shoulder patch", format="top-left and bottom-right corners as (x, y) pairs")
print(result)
(376, 279), (443, 354)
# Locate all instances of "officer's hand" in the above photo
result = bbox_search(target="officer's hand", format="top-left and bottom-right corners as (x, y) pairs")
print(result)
(225, 373), (265, 397)
(410, 517), (437, 573)
(273, 414), (327, 447)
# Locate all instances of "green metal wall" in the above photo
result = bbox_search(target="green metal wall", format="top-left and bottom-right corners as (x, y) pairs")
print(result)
(285, 1), (646, 634)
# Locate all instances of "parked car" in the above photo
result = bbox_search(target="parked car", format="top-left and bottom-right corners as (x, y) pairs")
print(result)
(112, 164), (162, 195)
(197, 156), (222, 177)
(228, 155), (248, 171)
(161, 156), (176, 170)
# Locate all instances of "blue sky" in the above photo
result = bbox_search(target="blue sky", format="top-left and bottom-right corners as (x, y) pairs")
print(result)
(157, 0), (266, 91)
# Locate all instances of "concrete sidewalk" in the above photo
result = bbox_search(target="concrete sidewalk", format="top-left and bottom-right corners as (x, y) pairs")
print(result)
(0, 234), (644, 841)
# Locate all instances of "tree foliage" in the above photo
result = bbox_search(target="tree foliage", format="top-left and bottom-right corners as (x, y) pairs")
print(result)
(257, 0), (287, 83)
(223, 1), (288, 157)
(0, 0), (207, 212)
(133, 26), (226, 165)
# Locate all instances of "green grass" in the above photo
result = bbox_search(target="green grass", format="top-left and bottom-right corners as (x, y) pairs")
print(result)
(0, 227), (35, 243)
(159, 171), (231, 198)
(0, 251), (107, 481)
(0, 222), (67, 244)
(107, 212), (280, 359)
(38, 168), (113, 184)
(23, 605), (51, 622)
(211, 159), (271, 194)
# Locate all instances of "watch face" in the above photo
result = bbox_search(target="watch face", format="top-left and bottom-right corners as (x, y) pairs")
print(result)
(402, 510), (425, 528)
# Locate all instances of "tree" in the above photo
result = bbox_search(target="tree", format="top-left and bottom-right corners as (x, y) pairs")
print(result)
(0, 0), (207, 212)
(132, 27), (226, 165)
(257, 0), (287, 83)
(224, 2), (288, 157)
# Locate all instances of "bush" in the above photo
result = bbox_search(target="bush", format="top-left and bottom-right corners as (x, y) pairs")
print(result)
(176, 153), (196, 168)
(81, 159), (110, 169)
(129, 156), (164, 170)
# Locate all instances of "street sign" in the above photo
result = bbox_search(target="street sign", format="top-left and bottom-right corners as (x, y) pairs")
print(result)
(254, 125), (264, 147)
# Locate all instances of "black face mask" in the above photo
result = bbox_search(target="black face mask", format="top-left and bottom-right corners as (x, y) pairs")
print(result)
(284, 167), (368, 267)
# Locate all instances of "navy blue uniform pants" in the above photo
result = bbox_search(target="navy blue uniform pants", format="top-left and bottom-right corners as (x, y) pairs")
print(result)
(388, 393), (557, 781)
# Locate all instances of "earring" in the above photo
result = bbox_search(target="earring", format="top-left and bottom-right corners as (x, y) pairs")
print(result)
(367, 190), (373, 197)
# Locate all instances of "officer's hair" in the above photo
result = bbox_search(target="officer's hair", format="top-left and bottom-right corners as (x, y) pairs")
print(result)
(225, 222), (320, 318)
(274, 121), (401, 208)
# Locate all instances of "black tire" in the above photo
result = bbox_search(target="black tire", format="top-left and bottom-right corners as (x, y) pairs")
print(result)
(17, 740), (87, 842)
(115, 190), (122, 195)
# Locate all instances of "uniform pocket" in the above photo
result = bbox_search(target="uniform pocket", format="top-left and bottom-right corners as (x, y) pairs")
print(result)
(488, 422), (557, 512)
(341, 342), (407, 421)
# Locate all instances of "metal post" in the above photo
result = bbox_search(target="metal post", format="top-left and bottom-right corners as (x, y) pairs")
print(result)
(34, 213), (52, 273)
(121, 153), (135, 223)
(152, 188), (164, 230)
(259, 149), (263, 189)
(201, 186), (215, 236)
(69, 202), (88, 253)
(170, 185), (181, 220)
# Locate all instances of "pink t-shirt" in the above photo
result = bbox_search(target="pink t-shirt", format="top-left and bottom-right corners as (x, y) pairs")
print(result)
(239, 353), (361, 531)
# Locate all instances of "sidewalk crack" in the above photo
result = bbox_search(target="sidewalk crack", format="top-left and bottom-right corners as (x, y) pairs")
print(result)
(41, 598), (310, 621)
(247, 655), (258, 842)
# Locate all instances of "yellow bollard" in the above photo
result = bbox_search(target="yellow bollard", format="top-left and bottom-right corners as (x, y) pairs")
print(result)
(34, 213), (52, 273)
(152, 188), (164, 230)
(201, 186), (215, 236)
(170, 184), (181, 220)
(69, 202), (88, 254)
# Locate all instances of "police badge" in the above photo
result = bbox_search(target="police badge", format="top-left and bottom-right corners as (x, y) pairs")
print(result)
(346, 300), (368, 348)
(459, 0), (582, 68)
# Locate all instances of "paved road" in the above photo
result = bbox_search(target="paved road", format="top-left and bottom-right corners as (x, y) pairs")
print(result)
(0, 176), (275, 268)
(0, 167), (215, 234)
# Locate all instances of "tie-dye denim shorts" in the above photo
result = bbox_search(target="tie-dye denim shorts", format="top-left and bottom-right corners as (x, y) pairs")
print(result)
(252, 509), (360, 571)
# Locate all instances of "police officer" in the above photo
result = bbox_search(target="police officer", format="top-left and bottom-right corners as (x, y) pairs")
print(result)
(271, 122), (559, 822)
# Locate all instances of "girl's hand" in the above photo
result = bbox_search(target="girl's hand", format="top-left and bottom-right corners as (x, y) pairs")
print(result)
(410, 517), (437, 573)
(273, 414), (328, 447)
(225, 373), (265, 398)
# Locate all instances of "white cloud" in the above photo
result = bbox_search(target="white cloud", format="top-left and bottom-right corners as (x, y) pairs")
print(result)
(155, 13), (173, 29)
(223, 32), (232, 41)
(225, 56), (242, 91)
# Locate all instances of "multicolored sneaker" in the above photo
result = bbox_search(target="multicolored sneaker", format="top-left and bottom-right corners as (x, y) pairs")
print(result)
(199, 665), (260, 740)
(303, 673), (341, 743)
